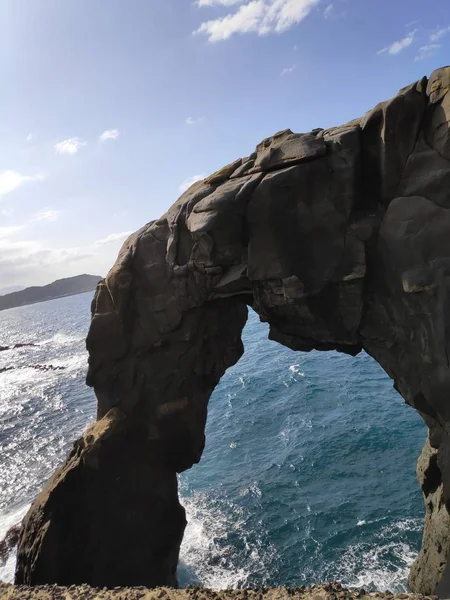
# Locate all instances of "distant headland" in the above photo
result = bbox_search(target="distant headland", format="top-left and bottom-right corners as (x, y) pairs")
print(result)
(0, 274), (102, 311)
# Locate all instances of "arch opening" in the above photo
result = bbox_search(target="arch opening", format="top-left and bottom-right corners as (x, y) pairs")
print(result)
(177, 310), (426, 592)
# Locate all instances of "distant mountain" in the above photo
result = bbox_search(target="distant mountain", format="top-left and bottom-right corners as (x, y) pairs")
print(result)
(0, 285), (24, 295)
(0, 274), (102, 311)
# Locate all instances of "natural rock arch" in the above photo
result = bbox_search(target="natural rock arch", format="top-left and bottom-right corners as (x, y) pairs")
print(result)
(14, 66), (450, 596)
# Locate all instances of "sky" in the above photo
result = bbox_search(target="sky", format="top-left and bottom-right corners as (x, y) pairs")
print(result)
(0, 0), (449, 293)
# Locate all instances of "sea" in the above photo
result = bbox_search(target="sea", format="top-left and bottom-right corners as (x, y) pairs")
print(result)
(0, 291), (427, 592)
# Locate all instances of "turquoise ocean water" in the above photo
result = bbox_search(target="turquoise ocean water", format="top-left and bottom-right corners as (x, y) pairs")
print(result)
(0, 292), (426, 591)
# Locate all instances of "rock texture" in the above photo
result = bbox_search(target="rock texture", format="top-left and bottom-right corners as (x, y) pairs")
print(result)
(410, 439), (450, 595)
(0, 583), (439, 600)
(14, 66), (450, 595)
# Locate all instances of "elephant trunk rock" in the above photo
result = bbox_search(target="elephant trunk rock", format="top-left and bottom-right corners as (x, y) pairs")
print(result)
(14, 66), (450, 595)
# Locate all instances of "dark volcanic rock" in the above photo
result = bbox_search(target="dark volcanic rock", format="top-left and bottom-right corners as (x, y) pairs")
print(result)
(409, 438), (450, 595)
(0, 365), (66, 374)
(14, 66), (450, 595)
(0, 344), (38, 352)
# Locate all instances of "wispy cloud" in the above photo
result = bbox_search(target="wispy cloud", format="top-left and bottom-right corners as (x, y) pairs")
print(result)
(26, 133), (33, 143)
(430, 25), (450, 42)
(323, 2), (345, 19)
(54, 137), (86, 155)
(33, 209), (61, 222)
(94, 231), (132, 246)
(179, 174), (205, 193)
(0, 170), (45, 198)
(281, 64), (296, 75)
(99, 129), (120, 142)
(195, 0), (321, 42)
(186, 116), (206, 126)
(412, 25), (449, 60)
(415, 43), (440, 61)
(377, 29), (417, 55)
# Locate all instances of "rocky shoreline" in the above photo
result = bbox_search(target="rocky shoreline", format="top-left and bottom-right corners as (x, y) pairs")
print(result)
(0, 584), (439, 600)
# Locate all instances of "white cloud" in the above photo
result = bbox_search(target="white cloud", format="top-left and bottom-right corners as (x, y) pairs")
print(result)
(281, 64), (296, 75)
(196, 1), (265, 41)
(99, 129), (120, 142)
(33, 209), (61, 222)
(0, 228), (134, 288)
(94, 231), (132, 246)
(186, 116), (206, 126)
(324, 3), (332, 18)
(26, 133), (33, 142)
(0, 237), (92, 282)
(179, 174), (205, 193)
(0, 170), (45, 198)
(415, 43), (440, 61)
(54, 137), (86, 155)
(430, 26), (450, 42)
(195, 0), (321, 42)
(377, 29), (417, 55)
(0, 225), (25, 239)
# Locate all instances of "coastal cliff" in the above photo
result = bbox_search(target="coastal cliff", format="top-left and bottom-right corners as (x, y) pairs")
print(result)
(13, 66), (450, 596)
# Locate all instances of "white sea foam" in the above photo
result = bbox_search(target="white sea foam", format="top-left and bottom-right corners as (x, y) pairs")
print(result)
(0, 504), (29, 583)
(179, 489), (275, 589)
(43, 353), (87, 374)
(338, 519), (422, 593)
(289, 365), (305, 377)
(340, 542), (417, 592)
(40, 332), (85, 347)
(0, 353), (86, 415)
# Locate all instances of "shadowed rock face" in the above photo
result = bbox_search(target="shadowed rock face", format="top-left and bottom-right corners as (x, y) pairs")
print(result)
(14, 66), (450, 595)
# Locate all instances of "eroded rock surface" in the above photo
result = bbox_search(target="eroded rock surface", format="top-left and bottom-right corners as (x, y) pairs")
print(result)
(0, 583), (438, 600)
(410, 439), (450, 595)
(14, 66), (450, 595)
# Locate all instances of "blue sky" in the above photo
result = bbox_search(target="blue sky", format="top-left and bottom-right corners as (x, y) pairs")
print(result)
(0, 0), (449, 292)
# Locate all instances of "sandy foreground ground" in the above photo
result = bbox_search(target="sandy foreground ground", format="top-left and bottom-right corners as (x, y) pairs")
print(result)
(0, 583), (438, 600)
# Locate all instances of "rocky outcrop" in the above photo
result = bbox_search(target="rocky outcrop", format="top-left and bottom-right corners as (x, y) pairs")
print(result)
(0, 583), (439, 600)
(0, 344), (38, 351)
(13, 67), (450, 595)
(0, 365), (66, 374)
(410, 439), (450, 595)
